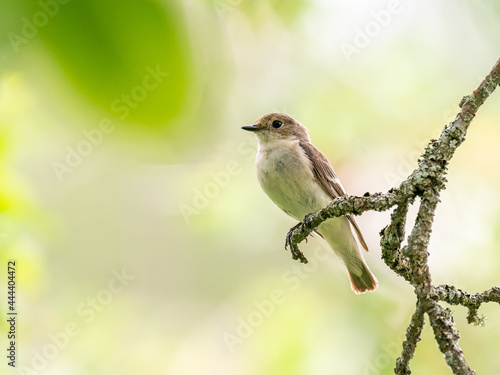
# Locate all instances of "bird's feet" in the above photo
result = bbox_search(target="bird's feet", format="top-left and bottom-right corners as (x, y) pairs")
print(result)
(302, 213), (317, 231)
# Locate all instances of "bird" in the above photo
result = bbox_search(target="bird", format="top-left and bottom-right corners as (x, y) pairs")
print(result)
(242, 113), (377, 294)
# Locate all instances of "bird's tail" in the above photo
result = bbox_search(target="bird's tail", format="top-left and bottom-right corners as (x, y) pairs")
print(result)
(346, 260), (378, 294)
(319, 218), (378, 294)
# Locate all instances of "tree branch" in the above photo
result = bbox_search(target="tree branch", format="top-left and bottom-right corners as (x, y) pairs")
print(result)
(427, 303), (475, 375)
(284, 57), (500, 373)
(395, 299), (425, 375)
(434, 285), (500, 326)
(402, 188), (438, 295)
(380, 202), (411, 281)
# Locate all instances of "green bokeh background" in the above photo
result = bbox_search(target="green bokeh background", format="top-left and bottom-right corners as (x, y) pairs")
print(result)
(1, 1), (500, 374)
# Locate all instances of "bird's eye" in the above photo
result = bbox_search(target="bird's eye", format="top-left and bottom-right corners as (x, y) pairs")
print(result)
(272, 120), (282, 129)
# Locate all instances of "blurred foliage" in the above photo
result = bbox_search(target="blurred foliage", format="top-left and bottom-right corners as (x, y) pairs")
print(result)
(1, 1), (500, 374)
(4, 0), (192, 126)
(234, 0), (307, 25)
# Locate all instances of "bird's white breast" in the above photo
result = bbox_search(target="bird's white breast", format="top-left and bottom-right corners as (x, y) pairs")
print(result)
(255, 138), (332, 221)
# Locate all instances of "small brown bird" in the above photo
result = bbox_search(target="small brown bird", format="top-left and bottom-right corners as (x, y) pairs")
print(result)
(242, 113), (377, 294)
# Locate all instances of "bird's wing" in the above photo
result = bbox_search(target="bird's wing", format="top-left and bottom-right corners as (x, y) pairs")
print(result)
(299, 141), (369, 252)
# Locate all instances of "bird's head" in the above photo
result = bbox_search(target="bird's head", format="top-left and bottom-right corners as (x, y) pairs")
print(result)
(241, 113), (310, 143)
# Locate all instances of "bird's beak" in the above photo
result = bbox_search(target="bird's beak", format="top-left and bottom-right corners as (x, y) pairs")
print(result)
(241, 124), (261, 132)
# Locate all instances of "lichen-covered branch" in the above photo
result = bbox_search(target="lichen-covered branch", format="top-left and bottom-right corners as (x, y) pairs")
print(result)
(402, 189), (438, 295)
(427, 303), (475, 375)
(434, 285), (500, 325)
(395, 299), (425, 375)
(284, 57), (500, 373)
(380, 202), (411, 281)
